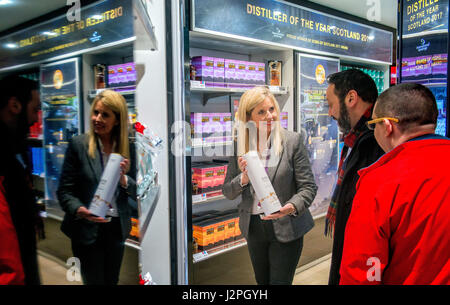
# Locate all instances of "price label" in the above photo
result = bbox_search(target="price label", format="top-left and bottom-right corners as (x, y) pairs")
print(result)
(268, 85), (280, 93)
(193, 250), (209, 262)
(190, 80), (206, 89)
(192, 194), (204, 203)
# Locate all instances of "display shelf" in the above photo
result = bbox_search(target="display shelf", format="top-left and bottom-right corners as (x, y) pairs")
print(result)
(125, 238), (141, 250)
(191, 139), (233, 148)
(193, 238), (247, 263)
(88, 86), (136, 99)
(192, 191), (226, 205)
(190, 81), (289, 105)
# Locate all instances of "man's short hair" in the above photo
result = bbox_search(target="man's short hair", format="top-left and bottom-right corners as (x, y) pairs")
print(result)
(0, 75), (38, 110)
(375, 83), (438, 132)
(327, 69), (378, 104)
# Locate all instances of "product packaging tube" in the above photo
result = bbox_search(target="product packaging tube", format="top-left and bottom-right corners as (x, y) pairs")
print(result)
(242, 151), (281, 216)
(89, 153), (124, 218)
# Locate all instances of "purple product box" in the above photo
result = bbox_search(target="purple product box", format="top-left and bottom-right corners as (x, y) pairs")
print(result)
(214, 58), (225, 87)
(229, 60), (250, 89)
(190, 113), (203, 137)
(432, 54), (447, 75)
(280, 112), (288, 129)
(124, 62), (136, 83)
(202, 113), (212, 134)
(117, 65), (128, 84)
(192, 56), (215, 87)
(256, 62), (266, 85)
(246, 62), (256, 85)
(225, 59), (237, 87)
(236, 60), (247, 85)
(108, 66), (118, 86)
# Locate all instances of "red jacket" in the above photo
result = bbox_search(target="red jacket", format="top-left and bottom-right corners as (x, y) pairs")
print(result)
(340, 138), (450, 285)
(0, 177), (25, 285)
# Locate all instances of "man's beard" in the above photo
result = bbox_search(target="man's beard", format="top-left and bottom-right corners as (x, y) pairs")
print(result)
(337, 100), (352, 135)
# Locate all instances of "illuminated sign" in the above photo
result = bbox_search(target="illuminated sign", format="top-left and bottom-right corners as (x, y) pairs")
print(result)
(192, 0), (393, 64)
(0, 0), (133, 70)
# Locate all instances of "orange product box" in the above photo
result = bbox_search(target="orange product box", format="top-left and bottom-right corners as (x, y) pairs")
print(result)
(224, 216), (237, 243)
(193, 218), (217, 251)
(234, 217), (242, 240)
(130, 218), (140, 240)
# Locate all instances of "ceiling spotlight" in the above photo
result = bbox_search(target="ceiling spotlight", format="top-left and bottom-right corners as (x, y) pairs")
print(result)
(0, 0), (13, 5)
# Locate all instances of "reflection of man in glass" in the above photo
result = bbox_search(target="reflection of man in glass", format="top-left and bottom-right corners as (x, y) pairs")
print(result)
(324, 69), (384, 285)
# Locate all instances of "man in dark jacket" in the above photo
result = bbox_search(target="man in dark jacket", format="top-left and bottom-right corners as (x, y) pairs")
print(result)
(0, 75), (42, 285)
(324, 69), (385, 285)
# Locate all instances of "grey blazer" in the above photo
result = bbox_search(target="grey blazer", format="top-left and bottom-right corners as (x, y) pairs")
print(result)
(57, 134), (137, 245)
(222, 129), (317, 243)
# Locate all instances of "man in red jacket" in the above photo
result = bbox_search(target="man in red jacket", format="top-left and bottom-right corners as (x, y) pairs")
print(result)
(0, 177), (25, 285)
(340, 83), (450, 285)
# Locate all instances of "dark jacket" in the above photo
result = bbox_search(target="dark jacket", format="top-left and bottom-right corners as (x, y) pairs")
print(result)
(328, 128), (385, 285)
(57, 134), (136, 245)
(222, 129), (317, 243)
(0, 122), (40, 285)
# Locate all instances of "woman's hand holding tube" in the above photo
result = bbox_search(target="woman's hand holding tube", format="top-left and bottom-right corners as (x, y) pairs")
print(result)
(262, 203), (297, 220)
(76, 206), (110, 223)
(238, 157), (249, 186)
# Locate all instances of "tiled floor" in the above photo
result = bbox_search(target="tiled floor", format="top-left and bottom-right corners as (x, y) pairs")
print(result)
(37, 252), (331, 285)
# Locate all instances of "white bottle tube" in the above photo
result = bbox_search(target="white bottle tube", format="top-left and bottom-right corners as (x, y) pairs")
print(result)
(243, 151), (281, 216)
(89, 153), (124, 218)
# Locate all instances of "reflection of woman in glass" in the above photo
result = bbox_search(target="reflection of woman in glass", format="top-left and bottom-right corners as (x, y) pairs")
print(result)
(57, 90), (136, 285)
(222, 87), (317, 285)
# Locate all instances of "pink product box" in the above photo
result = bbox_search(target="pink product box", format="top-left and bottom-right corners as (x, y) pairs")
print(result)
(192, 56), (215, 87)
(280, 112), (288, 129)
(225, 59), (237, 86)
(214, 58), (225, 87)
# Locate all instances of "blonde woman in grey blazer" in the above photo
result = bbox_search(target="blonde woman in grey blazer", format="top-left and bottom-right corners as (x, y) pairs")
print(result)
(222, 86), (317, 285)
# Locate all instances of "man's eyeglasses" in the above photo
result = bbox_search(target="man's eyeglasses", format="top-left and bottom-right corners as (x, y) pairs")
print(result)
(366, 117), (399, 130)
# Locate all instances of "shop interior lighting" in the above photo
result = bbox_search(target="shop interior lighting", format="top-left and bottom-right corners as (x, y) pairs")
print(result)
(91, 15), (103, 20)
(43, 31), (57, 36)
(368, 35), (375, 40)
(4, 43), (18, 49)
(0, 0), (13, 5)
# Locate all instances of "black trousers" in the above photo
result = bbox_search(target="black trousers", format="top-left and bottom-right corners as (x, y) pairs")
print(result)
(71, 217), (125, 285)
(246, 215), (304, 285)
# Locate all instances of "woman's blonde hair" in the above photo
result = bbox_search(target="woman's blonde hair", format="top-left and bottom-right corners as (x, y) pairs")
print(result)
(235, 86), (284, 157)
(88, 90), (130, 159)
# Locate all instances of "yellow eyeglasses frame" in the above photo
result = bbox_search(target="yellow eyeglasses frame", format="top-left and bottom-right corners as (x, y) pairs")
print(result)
(366, 117), (399, 130)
